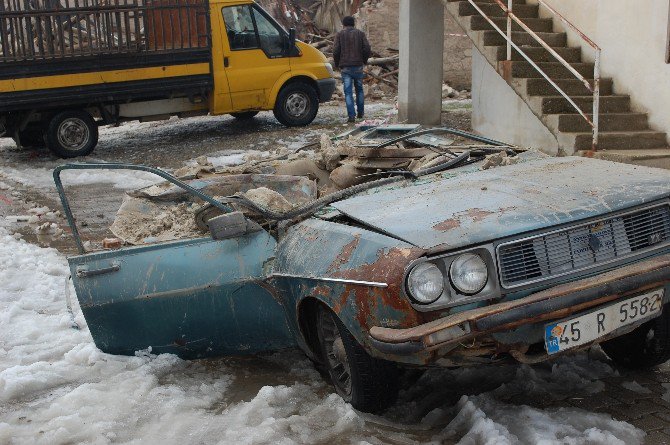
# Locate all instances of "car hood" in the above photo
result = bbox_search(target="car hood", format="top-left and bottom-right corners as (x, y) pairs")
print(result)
(331, 154), (670, 252)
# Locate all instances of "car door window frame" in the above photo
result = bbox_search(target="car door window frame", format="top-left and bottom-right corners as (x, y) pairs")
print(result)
(221, 4), (289, 58)
(222, 4), (260, 51)
(250, 4), (288, 58)
(54, 163), (234, 254)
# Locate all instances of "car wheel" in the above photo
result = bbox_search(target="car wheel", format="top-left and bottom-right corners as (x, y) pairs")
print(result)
(602, 305), (670, 369)
(315, 305), (399, 413)
(46, 110), (98, 158)
(273, 82), (319, 127)
(230, 111), (259, 120)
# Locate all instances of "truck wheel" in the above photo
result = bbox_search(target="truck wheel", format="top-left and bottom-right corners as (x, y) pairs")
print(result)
(273, 82), (319, 127)
(316, 305), (399, 413)
(46, 110), (98, 158)
(230, 111), (259, 120)
(601, 306), (670, 369)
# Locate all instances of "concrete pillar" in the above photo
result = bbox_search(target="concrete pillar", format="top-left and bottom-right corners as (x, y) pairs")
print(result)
(398, 0), (444, 125)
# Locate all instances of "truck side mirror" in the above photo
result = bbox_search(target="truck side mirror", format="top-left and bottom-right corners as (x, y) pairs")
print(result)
(208, 211), (262, 240)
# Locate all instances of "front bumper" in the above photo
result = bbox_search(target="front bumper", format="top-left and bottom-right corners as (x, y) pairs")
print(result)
(316, 78), (337, 103)
(369, 254), (670, 356)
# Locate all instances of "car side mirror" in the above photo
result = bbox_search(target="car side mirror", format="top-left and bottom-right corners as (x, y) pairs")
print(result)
(208, 211), (262, 240)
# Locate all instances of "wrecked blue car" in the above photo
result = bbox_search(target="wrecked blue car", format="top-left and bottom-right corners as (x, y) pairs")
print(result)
(56, 147), (670, 413)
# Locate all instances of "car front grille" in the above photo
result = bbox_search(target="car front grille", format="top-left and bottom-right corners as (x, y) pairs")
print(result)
(498, 203), (670, 288)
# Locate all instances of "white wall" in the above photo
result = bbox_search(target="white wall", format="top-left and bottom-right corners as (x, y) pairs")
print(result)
(530, 0), (670, 137)
(472, 48), (560, 153)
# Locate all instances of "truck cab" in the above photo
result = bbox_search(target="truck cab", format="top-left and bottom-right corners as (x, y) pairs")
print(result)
(0, 0), (335, 157)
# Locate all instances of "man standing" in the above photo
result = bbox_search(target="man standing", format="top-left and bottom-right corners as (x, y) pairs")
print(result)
(333, 16), (371, 123)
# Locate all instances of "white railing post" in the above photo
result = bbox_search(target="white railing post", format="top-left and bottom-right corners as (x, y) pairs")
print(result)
(506, 0), (512, 60)
(592, 48), (601, 151)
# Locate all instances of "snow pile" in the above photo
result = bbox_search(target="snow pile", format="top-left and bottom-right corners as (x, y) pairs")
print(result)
(0, 228), (647, 444)
(441, 395), (641, 445)
(0, 165), (159, 190)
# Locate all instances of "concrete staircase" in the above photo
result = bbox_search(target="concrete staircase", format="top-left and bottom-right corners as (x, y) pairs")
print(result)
(444, 0), (670, 168)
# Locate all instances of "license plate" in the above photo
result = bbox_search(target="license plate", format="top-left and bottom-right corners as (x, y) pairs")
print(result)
(545, 289), (665, 354)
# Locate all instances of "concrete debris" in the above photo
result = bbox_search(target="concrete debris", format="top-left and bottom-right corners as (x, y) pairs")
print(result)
(318, 133), (341, 171)
(329, 164), (369, 189)
(243, 187), (294, 213)
(173, 162), (215, 179)
(481, 150), (519, 170)
(111, 198), (203, 245)
(275, 159), (334, 193)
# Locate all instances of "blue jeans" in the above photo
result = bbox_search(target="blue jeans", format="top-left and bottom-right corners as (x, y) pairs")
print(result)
(341, 66), (365, 118)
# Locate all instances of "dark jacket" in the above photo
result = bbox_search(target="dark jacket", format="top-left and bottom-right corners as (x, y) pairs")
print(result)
(333, 27), (371, 68)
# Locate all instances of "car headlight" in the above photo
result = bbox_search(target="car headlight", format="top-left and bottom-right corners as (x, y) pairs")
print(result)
(449, 253), (488, 295)
(325, 62), (335, 77)
(407, 262), (444, 304)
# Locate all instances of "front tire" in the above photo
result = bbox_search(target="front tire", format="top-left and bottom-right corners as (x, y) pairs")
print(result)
(316, 305), (399, 413)
(46, 110), (98, 158)
(273, 82), (319, 127)
(602, 305), (670, 369)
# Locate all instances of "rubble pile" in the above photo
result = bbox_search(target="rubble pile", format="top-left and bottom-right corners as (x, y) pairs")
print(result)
(108, 126), (517, 247)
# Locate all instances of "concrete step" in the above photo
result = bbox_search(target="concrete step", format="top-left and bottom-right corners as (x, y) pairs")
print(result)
(482, 30), (567, 47)
(511, 61), (595, 79)
(577, 148), (670, 170)
(570, 131), (668, 151)
(471, 15), (554, 32)
(495, 45), (582, 63)
(525, 78), (612, 96)
(546, 113), (649, 132)
(458, 2), (539, 18)
(539, 95), (630, 114)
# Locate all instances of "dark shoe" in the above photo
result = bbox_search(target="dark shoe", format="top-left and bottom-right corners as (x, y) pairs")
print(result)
(347, 117), (356, 123)
(357, 113), (364, 119)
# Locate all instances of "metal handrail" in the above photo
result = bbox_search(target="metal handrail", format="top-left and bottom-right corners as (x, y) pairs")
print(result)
(466, 0), (601, 150)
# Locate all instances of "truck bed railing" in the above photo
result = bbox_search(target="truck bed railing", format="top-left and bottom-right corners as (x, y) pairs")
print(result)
(0, 0), (209, 63)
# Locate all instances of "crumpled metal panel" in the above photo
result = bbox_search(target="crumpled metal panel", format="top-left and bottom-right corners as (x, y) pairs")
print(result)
(332, 156), (670, 251)
(273, 219), (436, 364)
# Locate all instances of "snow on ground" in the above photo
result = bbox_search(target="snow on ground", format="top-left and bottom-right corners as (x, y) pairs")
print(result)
(0, 228), (645, 444)
(0, 165), (159, 191)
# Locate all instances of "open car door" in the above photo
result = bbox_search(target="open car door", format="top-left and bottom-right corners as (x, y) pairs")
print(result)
(55, 164), (295, 359)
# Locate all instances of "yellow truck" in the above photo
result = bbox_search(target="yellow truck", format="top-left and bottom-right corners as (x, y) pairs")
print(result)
(0, 0), (335, 157)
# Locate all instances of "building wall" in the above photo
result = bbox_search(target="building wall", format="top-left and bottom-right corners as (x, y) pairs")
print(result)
(529, 0), (670, 137)
(357, 0), (472, 89)
(471, 48), (559, 153)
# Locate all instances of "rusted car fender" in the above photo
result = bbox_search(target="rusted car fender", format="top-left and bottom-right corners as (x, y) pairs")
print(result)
(272, 218), (432, 361)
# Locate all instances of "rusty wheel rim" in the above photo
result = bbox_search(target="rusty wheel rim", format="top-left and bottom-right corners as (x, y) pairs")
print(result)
(57, 118), (89, 151)
(318, 308), (352, 397)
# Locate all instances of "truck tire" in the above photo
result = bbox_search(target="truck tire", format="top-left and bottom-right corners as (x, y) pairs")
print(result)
(601, 305), (670, 369)
(273, 82), (319, 127)
(230, 111), (259, 120)
(46, 110), (98, 158)
(316, 305), (399, 413)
